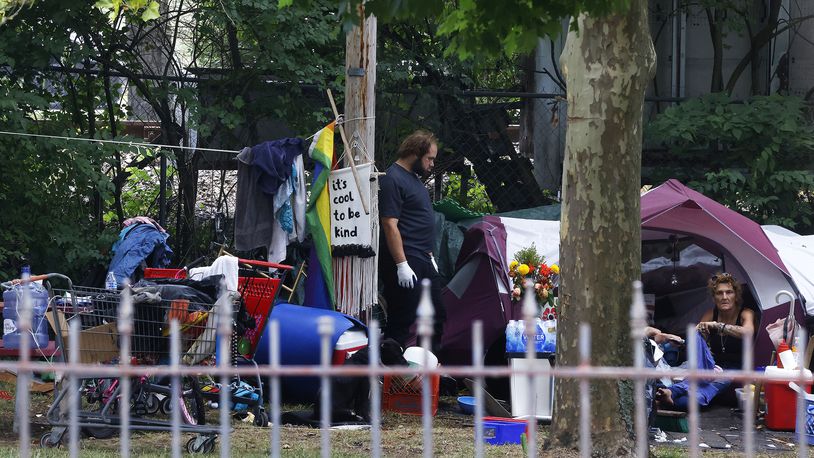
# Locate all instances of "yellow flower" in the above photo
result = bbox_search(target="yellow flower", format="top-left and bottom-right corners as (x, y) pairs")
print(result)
(509, 260), (519, 270)
(518, 264), (530, 276)
(551, 264), (560, 274)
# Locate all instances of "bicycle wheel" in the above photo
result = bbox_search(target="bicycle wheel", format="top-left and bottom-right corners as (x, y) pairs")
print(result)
(82, 379), (118, 439)
(159, 376), (206, 426)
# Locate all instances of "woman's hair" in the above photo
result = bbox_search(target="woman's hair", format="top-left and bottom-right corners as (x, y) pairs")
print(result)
(397, 130), (437, 159)
(707, 272), (743, 306)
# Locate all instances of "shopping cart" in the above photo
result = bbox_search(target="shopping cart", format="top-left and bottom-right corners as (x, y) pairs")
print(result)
(143, 256), (292, 426)
(32, 274), (229, 453)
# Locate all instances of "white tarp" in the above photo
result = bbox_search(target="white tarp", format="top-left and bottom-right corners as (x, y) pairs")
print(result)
(501, 217), (560, 268)
(763, 225), (814, 314)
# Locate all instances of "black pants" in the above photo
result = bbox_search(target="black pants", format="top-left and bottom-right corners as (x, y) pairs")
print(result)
(380, 251), (446, 353)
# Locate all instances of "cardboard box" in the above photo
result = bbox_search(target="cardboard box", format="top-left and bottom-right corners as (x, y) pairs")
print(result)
(46, 310), (119, 364)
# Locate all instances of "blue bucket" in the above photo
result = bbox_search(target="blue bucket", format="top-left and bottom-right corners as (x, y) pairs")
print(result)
(797, 398), (814, 445)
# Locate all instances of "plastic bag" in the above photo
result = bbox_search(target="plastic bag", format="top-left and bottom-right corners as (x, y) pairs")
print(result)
(766, 316), (802, 350)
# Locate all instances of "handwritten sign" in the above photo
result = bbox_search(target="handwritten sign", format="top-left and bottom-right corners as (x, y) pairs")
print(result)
(330, 163), (372, 251)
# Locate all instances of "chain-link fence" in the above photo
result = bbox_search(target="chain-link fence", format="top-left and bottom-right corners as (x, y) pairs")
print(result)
(375, 89), (566, 214)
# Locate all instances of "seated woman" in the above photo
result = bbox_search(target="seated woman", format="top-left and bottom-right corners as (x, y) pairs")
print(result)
(655, 272), (756, 410)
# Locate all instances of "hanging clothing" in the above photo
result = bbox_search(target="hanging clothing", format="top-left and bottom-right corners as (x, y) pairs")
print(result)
(268, 155), (307, 263)
(235, 147), (274, 251)
(251, 138), (304, 196)
(234, 139), (304, 252)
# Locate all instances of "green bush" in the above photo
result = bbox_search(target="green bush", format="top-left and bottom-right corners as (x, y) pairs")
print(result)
(443, 171), (494, 213)
(647, 94), (814, 232)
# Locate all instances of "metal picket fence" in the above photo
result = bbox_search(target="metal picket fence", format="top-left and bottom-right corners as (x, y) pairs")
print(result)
(3, 275), (813, 457)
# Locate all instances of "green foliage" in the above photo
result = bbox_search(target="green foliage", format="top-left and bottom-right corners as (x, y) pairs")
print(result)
(340, 0), (632, 58)
(0, 0), (32, 25)
(512, 243), (544, 269)
(93, 0), (160, 22)
(647, 94), (814, 231)
(103, 150), (169, 224)
(190, 0), (346, 137)
(0, 83), (118, 280)
(442, 172), (494, 214)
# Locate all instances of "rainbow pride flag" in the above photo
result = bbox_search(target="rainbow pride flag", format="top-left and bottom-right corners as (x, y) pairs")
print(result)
(304, 122), (335, 308)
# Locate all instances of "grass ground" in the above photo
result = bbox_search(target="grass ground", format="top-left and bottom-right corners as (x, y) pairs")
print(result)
(0, 380), (797, 457)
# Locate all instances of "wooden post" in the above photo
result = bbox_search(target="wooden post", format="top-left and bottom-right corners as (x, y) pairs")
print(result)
(343, 5), (376, 168)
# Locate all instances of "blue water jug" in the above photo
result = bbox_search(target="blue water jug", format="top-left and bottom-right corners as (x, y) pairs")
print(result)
(3, 282), (50, 349)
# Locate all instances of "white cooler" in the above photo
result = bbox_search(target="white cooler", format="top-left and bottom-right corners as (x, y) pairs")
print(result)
(510, 357), (554, 421)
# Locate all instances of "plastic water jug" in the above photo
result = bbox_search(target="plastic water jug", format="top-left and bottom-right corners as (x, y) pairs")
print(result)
(3, 281), (50, 349)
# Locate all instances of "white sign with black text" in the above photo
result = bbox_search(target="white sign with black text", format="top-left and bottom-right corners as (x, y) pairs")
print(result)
(329, 163), (372, 249)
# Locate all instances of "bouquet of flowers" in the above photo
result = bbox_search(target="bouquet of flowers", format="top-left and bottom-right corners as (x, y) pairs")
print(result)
(508, 243), (559, 318)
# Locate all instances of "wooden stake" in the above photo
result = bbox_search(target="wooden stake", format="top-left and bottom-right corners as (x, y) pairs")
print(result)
(326, 88), (370, 215)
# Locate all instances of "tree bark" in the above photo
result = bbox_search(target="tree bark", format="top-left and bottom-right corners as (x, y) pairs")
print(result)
(724, 0), (783, 94)
(343, 6), (376, 169)
(706, 8), (724, 93)
(550, 0), (655, 455)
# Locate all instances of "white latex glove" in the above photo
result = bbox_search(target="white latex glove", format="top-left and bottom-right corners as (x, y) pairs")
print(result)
(430, 254), (439, 273)
(396, 261), (417, 289)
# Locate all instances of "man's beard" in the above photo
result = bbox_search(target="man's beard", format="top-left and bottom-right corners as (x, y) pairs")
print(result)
(412, 157), (429, 177)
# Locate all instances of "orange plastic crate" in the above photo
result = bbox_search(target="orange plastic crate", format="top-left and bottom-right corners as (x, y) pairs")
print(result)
(382, 374), (440, 416)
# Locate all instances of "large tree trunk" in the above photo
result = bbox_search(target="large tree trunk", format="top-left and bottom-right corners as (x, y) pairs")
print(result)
(550, 1), (655, 455)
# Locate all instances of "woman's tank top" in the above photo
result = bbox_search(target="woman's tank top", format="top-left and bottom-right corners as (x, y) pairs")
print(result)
(708, 307), (744, 369)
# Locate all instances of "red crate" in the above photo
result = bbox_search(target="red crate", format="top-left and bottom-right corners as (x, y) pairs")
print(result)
(382, 374), (440, 416)
(143, 268), (187, 279)
(144, 266), (284, 358)
(237, 276), (281, 356)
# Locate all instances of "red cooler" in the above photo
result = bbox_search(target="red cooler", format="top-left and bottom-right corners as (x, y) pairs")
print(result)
(332, 328), (368, 365)
(765, 366), (812, 431)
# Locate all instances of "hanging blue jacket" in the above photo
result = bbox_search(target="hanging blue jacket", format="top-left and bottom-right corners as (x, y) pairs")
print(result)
(108, 223), (173, 284)
(251, 138), (304, 196)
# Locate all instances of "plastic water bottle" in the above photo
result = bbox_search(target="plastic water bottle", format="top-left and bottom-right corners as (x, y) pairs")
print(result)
(542, 318), (557, 353)
(505, 320), (518, 353)
(535, 319), (546, 352)
(21, 265), (30, 280)
(105, 272), (118, 291)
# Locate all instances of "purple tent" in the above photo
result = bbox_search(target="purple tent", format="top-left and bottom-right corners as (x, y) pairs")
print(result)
(642, 179), (804, 364)
(439, 216), (519, 366)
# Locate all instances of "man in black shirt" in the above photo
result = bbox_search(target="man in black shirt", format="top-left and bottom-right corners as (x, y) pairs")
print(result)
(378, 130), (445, 352)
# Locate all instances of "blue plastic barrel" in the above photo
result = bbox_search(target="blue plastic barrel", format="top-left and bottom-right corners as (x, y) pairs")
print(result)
(3, 283), (50, 349)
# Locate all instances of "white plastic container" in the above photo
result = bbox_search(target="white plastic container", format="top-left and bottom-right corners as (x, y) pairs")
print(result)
(403, 346), (439, 368)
